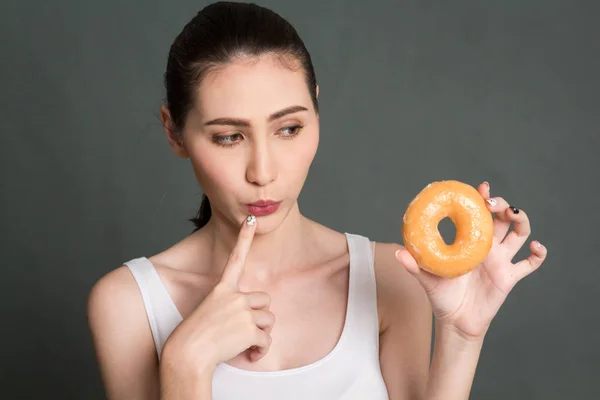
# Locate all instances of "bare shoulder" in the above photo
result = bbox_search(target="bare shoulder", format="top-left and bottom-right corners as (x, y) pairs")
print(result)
(372, 240), (432, 399)
(88, 265), (142, 307)
(87, 266), (159, 399)
(87, 265), (150, 329)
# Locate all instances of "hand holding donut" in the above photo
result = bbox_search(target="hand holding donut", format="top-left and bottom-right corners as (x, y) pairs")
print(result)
(396, 180), (548, 340)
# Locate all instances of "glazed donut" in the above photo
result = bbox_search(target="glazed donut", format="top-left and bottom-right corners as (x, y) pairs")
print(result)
(402, 180), (494, 278)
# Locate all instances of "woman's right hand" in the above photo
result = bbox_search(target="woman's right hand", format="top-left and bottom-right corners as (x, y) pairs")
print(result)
(160, 215), (274, 381)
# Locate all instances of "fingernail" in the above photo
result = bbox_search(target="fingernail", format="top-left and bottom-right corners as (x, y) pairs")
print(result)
(395, 250), (401, 260)
(483, 181), (490, 191)
(486, 198), (497, 206)
(246, 214), (256, 226)
(509, 205), (519, 214)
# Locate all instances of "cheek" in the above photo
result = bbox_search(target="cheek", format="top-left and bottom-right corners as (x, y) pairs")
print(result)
(281, 128), (319, 179)
(188, 145), (241, 194)
(299, 127), (319, 166)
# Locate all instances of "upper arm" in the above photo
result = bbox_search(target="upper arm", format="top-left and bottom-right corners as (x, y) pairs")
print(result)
(87, 266), (160, 400)
(374, 242), (433, 400)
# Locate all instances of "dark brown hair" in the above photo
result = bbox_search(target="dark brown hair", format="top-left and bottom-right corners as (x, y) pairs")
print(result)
(163, 1), (319, 231)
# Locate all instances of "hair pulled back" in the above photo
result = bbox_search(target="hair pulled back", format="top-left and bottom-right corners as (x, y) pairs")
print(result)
(163, 1), (318, 231)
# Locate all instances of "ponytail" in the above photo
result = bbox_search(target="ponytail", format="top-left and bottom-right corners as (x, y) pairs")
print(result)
(189, 194), (211, 231)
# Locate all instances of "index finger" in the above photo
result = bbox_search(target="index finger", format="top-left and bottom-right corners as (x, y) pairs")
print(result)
(220, 214), (257, 285)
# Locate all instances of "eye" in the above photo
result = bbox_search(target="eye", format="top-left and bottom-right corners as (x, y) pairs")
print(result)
(278, 125), (303, 139)
(212, 133), (243, 148)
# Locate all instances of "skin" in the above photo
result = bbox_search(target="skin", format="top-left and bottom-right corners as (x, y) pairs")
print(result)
(87, 54), (547, 400)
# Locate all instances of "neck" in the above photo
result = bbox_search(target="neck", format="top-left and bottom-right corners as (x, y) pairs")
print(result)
(204, 202), (312, 282)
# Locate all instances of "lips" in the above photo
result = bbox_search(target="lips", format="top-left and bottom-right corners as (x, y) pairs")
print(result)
(245, 200), (281, 216)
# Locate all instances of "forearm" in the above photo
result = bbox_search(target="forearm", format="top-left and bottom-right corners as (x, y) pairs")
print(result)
(424, 321), (485, 400)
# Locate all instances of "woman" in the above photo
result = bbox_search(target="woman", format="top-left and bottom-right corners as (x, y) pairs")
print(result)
(87, 2), (547, 399)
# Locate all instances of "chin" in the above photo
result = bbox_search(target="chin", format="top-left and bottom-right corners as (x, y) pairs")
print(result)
(248, 205), (293, 235)
(251, 213), (284, 235)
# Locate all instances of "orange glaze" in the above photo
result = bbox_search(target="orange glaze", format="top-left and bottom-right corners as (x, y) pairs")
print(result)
(402, 180), (494, 278)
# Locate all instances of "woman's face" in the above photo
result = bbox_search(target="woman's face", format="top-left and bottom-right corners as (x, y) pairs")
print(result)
(175, 54), (319, 233)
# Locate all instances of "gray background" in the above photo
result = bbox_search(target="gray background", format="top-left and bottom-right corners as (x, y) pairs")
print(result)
(1, 0), (598, 398)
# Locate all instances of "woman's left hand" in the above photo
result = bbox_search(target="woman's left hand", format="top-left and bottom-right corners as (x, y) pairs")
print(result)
(396, 181), (548, 341)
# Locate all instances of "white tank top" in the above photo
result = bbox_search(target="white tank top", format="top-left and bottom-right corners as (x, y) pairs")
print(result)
(125, 233), (390, 399)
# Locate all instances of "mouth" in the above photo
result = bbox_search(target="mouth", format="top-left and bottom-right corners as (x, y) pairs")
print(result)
(245, 200), (281, 216)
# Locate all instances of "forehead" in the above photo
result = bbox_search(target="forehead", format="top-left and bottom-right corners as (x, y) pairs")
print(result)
(194, 55), (311, 120)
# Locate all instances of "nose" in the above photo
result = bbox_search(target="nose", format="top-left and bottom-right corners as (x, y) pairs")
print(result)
(245, 140), (278, 186)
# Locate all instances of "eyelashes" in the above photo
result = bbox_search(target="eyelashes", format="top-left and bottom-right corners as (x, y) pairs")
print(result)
(212, 133), (243, 147)
(211, 124), (304, 148)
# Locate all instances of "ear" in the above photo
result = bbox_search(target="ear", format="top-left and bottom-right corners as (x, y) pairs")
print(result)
(316, 84), (319, 99)
(160, 105), (189, 159)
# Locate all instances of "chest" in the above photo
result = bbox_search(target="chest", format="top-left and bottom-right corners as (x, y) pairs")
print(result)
(234, 272), (350, 372)
(170, 266), (350, 372)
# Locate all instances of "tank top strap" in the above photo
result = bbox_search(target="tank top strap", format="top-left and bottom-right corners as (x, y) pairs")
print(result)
(124, 257), (183, 358)
(344, 233), (381, 353)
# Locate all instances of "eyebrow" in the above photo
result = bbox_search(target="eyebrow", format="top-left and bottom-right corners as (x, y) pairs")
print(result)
(203, 105), (309, 127)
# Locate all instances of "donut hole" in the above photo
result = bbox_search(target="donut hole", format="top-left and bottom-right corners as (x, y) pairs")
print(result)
(437, 217), (457, 245)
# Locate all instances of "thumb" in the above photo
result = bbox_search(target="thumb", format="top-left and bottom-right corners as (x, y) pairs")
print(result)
(395, 248), (441, 292)
(221, 214), (257, 286)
